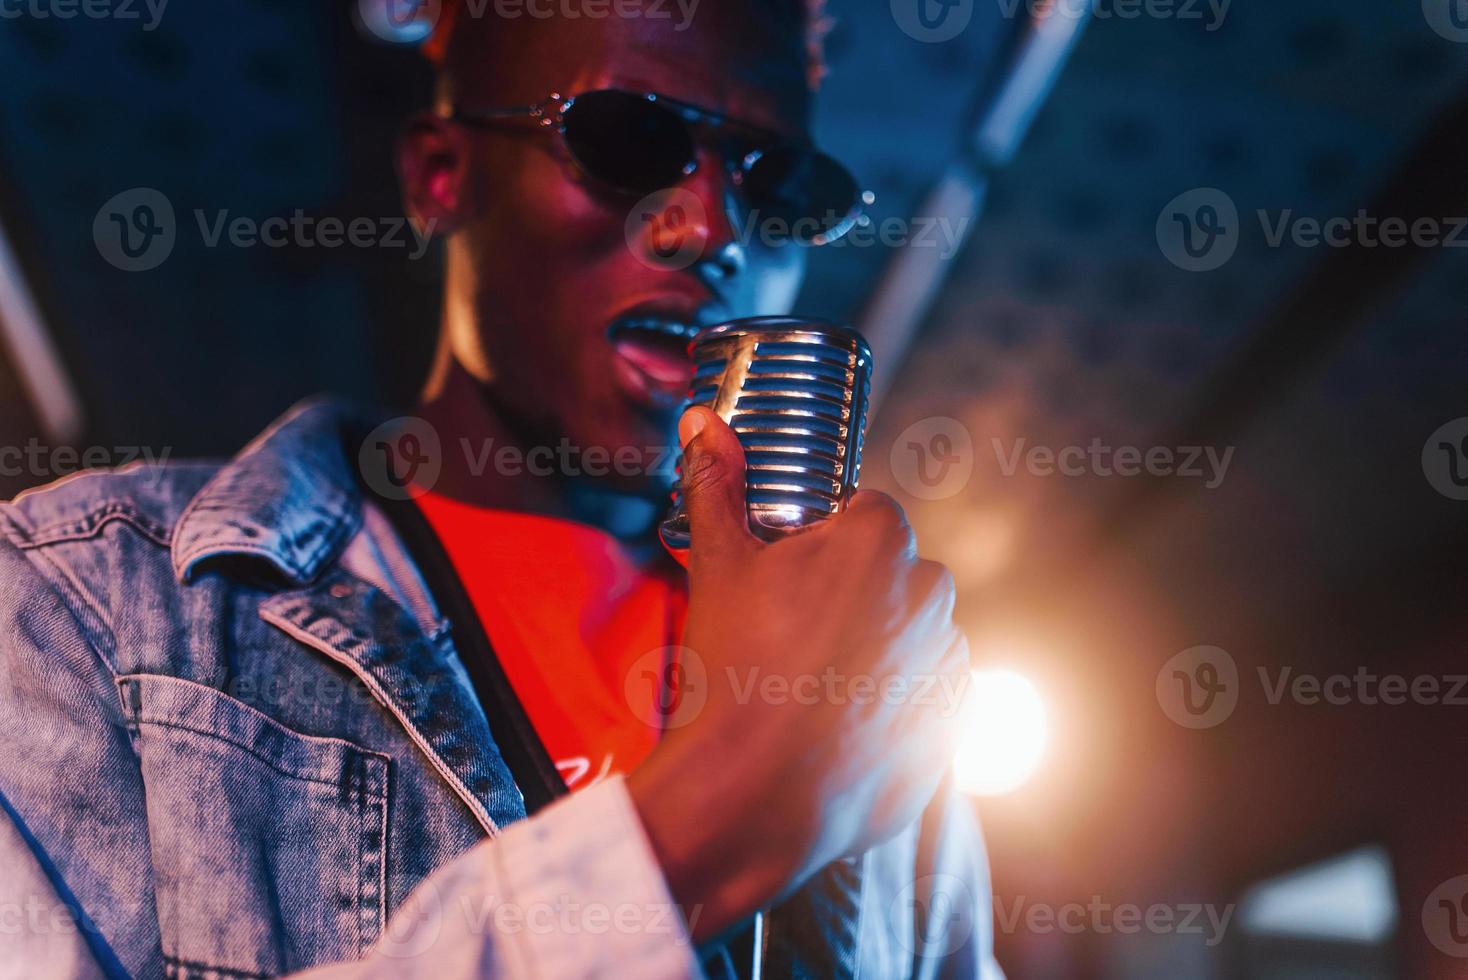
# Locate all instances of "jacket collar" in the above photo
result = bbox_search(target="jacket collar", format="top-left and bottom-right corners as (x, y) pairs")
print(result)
(172, 397), (367, 585)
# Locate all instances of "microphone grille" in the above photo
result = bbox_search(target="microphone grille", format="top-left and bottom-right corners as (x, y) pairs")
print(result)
(661, 316), (874, 547)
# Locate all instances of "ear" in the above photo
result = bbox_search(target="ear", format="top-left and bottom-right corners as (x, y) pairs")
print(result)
(397, 113), (474, 237)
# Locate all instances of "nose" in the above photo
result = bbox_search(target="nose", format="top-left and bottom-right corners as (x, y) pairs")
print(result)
(689, 168), (749, 289)
(698, 236), (747, 284)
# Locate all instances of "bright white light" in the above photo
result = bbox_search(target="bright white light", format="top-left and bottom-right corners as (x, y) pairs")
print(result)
(954, 669), (1048, 797)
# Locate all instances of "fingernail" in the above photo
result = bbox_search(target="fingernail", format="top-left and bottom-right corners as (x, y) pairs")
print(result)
(678, 409), (707, 448)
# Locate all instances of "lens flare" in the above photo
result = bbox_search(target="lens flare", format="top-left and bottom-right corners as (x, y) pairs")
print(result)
(954, 669), (1048, 797)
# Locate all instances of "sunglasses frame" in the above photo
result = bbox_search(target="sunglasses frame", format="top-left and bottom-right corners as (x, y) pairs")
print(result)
(447, 89), (870, 246)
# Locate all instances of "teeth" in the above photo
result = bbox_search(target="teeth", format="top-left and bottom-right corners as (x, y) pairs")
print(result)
(612, 317), (700, 342)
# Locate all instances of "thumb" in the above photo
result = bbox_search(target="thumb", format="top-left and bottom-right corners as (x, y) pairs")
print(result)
(678, 406), (754, 565)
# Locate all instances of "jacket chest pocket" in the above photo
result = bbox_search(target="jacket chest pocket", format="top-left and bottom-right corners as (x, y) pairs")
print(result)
(117, 673), (390, 978)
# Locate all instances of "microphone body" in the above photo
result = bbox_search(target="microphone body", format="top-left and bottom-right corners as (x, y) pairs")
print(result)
(660, 316), (874, 549)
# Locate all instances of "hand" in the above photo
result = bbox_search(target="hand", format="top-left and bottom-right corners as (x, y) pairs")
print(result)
(627, 407), (968, 942)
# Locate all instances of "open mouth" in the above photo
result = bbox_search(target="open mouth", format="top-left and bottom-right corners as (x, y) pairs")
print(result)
(607, 313), (702, 409)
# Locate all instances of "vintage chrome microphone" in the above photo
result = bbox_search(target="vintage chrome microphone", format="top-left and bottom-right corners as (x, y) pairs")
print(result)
(660, 316), (874, 549)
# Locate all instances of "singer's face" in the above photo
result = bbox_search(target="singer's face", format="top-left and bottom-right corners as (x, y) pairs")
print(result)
(419, 10), (811, 491)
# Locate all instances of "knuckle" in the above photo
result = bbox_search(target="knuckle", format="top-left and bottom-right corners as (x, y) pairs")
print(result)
(849, 489), (903, 521)
(847, 491), (915, 550)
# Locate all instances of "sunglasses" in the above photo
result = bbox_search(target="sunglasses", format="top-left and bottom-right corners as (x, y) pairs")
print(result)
(449, 89), (870, 246)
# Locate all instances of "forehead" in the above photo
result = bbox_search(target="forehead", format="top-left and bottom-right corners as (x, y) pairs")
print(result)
(446, 6), (811, 137)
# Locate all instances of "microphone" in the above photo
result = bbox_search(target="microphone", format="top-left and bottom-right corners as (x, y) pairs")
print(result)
(660, 316), (874, 549)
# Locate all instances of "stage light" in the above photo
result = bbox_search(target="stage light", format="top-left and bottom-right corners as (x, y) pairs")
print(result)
(954, 668), (1048, 797)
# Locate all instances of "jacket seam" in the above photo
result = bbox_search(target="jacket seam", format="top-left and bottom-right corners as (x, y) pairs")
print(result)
(14, 503), (173, 551)
(161, 953), (272, 979)
(0, 526), (122, 678)
(124, 712), (390, 797)
(259, 603), (501, 838)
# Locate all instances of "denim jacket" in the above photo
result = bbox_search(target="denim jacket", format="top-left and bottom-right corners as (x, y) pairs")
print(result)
(0, 398), (1001, 979)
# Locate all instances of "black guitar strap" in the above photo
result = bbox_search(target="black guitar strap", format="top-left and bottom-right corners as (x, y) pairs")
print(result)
(375, 492), (568, 816)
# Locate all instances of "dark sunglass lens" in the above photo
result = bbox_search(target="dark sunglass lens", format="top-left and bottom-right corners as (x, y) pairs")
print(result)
(744, 147), (860, 244)
(561, 91), (695, 194)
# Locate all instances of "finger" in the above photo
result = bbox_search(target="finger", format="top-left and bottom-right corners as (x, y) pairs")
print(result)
(678, 406), (756, 569)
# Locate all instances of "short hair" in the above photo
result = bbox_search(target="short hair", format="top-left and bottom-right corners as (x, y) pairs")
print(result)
(420, 0), (832, 91)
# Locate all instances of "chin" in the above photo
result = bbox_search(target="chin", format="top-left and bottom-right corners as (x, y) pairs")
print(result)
(558, 409), (680, 497)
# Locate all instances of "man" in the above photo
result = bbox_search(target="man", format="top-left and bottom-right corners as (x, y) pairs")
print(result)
(0, 2), (1000, 977)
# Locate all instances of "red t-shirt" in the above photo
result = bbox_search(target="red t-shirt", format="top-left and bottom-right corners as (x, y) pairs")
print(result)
(416, 492), (688, 793)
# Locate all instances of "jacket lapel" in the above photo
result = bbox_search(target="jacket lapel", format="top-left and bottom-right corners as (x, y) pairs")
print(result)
(259, 566), (528, 838)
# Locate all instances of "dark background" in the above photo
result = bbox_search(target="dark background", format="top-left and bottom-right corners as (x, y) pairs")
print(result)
(2, 1), (1467, 976)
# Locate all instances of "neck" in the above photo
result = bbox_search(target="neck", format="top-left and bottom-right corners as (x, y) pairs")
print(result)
(417, 343), (662, 540)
